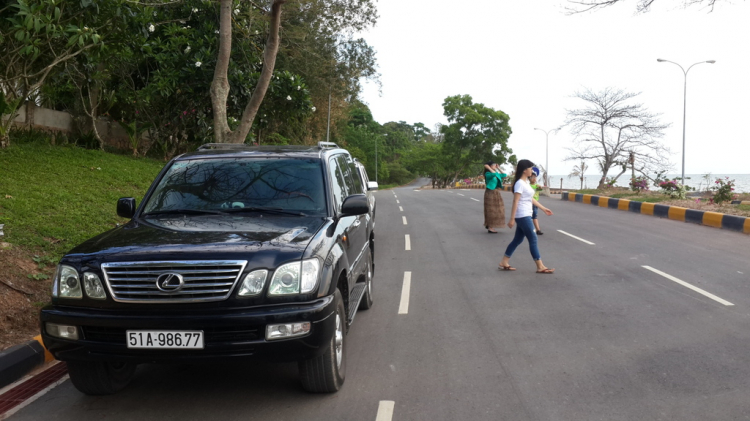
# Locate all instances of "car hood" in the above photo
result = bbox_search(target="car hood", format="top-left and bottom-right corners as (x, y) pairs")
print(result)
(65, 215), (329, 264)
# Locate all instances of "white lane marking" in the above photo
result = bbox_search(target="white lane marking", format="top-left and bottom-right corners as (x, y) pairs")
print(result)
(471, 198), (480, 202)
(405, 234), (411, 250)
(402, 216), (407, 225)
(0, 374), (70, 420)
(396, 200), (400, 204)
(376, 401), (396, 421)
(557, 230), (595, 245)
(460, 189), (470, 191)
(642, 266), (734, 306)
(398, 272), (412, 314)
(457, 193), (465, 196)
(399, 206), (403, 212)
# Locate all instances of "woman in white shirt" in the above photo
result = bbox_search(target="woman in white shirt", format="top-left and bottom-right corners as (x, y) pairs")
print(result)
(499, 159), (555, 274)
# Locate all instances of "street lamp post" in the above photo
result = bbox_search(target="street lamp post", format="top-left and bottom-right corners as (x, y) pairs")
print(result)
(533, 127), (552, 194)
(656, 58), (716, 186)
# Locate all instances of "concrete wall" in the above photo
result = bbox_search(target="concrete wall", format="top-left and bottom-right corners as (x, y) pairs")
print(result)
(2, 103), (130, 148)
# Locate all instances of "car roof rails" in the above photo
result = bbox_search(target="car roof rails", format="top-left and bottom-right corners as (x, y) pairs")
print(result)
(197, 143), (254, 151)
(317, 141), (339, 149)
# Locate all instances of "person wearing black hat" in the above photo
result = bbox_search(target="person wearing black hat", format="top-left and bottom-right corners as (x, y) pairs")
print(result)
(499, 159), (555, 274)
(483, 161), (507, 233)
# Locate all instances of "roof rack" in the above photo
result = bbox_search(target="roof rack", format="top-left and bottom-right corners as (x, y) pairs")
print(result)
(317, 141), (339, 149)
(197, 143), (254, 151)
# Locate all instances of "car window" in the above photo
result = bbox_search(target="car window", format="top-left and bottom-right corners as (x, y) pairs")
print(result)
(336, 155), (362, 195)
(143, 158), (326, 215)
(347, 161), (365, 194)
(328, 156), (348, 213)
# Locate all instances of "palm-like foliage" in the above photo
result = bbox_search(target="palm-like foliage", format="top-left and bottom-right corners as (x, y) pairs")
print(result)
(568, 160), (589, 190)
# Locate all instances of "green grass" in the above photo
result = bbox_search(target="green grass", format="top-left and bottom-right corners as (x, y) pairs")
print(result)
(0, 143), (166, 258)
(738, 205), (750, 211)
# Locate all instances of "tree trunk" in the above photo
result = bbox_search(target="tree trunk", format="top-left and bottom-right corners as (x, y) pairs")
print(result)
(210, 0), (286, 144)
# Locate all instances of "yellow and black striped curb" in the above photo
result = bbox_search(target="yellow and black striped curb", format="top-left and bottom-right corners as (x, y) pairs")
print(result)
(731, 200), (750, 205)
(561, 192), (750, 235)
(0, 335), (54, 389)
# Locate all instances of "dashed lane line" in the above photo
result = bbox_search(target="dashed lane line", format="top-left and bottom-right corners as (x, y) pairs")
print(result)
(402, 216), (407, 225)
(405, 234), (411, 251)
(399, 206), (403, 212)
(642, 265), (734, 306)
(557, 230), (595, 245)
(398, 272), (412, 314)
(377, 401), (396, 421)
(471, 198), (480, 202)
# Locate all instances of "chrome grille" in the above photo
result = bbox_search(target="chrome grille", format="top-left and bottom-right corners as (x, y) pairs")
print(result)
(101, 261), (247, 303)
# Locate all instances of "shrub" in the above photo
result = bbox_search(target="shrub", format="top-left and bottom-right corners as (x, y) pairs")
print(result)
(629, 176), (649, 193)
(658, 179), (687, 199)
(712, 177), (737, 205)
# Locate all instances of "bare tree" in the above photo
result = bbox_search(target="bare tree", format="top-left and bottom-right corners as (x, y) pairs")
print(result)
(560, 87), (670, 189)
(210, 0), (285, 144)
(566, 0), (727, 14)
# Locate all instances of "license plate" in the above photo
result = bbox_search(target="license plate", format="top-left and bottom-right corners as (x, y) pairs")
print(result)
(126, 330), (204, 349)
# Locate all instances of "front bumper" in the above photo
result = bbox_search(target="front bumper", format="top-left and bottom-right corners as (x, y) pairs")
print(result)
(39, 295), (336, 364)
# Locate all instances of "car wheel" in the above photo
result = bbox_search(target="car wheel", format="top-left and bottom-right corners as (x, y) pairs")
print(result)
(66, 360), (137, 395)
(358, 252), (373, 310)
(299, 289), (346, 393)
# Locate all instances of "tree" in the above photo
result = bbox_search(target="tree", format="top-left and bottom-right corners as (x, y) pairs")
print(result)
(0, 0), (110, 147)
(560, 87), (670, 189)
(440, 95), (513, 183)
(566, 0), (730, 13)
(568, 160), (589, 190)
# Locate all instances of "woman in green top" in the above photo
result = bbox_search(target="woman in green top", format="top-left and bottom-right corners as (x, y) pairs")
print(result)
(483, 161), (507, 233)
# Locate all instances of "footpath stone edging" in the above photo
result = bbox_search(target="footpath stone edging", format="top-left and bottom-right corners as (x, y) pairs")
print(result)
(561, 192), (750, 235)
(0, 336), (53, 389)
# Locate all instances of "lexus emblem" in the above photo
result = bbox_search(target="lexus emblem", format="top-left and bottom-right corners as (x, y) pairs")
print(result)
(156, 273), (184, 293)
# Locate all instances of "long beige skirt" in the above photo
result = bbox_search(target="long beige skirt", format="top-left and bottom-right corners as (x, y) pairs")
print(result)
(483, 188), (506, 229)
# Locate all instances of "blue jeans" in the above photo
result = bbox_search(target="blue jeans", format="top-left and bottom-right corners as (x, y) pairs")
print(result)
(504, 217), (541, 261)
(532, 205), (538, 220)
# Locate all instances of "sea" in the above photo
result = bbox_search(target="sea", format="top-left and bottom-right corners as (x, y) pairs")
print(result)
(548, 174), (750, 193)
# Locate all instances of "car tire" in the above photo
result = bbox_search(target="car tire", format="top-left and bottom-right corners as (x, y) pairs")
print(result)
(358, 251), (373, 310)
(299, 289), (346, 393)
(67, 360), (137, 395)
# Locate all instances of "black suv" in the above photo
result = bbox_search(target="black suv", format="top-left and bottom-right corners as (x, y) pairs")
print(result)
(40, 142), (377, 395)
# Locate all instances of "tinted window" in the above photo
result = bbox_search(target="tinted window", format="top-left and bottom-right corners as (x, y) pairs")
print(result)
(336, 155), (362, 195)
(328, 157), (348, 213)
(143, 158), (326, 215)
(347, 161), (364, 194)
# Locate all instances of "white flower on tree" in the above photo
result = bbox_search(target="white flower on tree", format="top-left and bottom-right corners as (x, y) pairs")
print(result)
(297, 86), (301, 90)
(148, 24), (155, 32)
(184, 46), (191, 53)
(311, 107), (316, 112)
(286, 95), (292, 101)
(195, 61), (202, 67)
(192, 7), (198, 12)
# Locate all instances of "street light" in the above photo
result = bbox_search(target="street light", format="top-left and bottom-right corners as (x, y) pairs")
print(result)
(656, 58), (716, 186)
(533, 127), (552, 193)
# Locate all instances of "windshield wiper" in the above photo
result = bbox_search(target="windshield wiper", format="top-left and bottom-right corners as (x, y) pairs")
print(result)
(222, 207), (307, 216)
(142, 209), (228, 217)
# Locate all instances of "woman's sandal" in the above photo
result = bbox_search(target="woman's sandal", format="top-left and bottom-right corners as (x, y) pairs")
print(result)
(488, 229), (498, 234)
(498, 265), (516, 271)
(536, 268), (555, 274)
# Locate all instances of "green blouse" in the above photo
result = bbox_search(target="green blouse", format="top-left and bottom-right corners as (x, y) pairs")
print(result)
(485, 172), (507, 190)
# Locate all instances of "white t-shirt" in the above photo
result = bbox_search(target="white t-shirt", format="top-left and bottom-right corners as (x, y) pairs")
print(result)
(513, 179), (535, 218)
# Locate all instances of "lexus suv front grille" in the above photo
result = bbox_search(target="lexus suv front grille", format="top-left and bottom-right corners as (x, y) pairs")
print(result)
(101, 261), (247, 303)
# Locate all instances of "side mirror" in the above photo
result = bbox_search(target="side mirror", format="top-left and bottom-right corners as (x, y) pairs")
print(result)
(340, 194), (369, 216)
(367, 181), (379, 191)
(117, 198), (136, 219)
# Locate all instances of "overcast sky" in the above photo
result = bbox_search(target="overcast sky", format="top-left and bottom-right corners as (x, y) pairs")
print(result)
(359, 0), (750, 176)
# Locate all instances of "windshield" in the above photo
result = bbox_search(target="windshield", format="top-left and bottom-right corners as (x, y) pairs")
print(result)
(142, 157), (327, 216)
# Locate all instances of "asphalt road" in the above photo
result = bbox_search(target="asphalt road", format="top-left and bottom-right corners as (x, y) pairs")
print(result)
(10, 178), (750, 420)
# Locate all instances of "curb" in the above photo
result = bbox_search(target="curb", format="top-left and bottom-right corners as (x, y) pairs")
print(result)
(561, 192), (750, 235)
(0, 336), (53, 390)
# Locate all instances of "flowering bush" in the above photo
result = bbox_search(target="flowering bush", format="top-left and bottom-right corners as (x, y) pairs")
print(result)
(604, 177), (617, 189)
(658, 179), (687, 199)
(629, 176), (649, 193)
(712, 177), (736, 204)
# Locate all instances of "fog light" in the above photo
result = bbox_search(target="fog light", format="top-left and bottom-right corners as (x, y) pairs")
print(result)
(266, 322), (311, 341)
(46, 323), (79, 340)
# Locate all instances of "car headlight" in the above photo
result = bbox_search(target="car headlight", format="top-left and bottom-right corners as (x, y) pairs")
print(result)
(82, 272), (107, 300)
(53, 265), (82, 299)
(268, 259), (320, 296)
(238, 270), (268, 297)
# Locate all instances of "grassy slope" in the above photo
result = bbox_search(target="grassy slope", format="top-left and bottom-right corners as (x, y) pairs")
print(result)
(0, 143), (166, 258)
